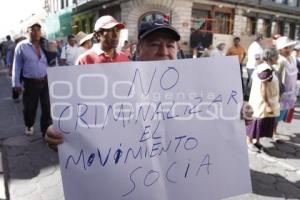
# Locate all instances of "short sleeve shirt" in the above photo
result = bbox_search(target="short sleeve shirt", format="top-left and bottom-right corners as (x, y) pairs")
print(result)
(77, 44), (129, 65)
(226, 46), (246, 64)
(60, 44), (80, 66)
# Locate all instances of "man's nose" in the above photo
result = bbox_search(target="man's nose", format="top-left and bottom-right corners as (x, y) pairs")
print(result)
(158, 43), (169, 55)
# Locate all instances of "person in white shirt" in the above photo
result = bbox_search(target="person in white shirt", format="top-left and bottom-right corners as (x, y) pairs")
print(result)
(210, 42), (225, 57)
(246, 34), (264, 89)
(60, 35), (80, 66)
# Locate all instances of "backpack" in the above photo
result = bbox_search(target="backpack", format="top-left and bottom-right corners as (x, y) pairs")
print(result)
(40, 37), (57, 66)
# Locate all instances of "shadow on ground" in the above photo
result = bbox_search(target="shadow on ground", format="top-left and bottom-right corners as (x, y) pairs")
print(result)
(261, 133), (300, 159)
(2, 135), (59, 180)
(251, 170), (300, 199)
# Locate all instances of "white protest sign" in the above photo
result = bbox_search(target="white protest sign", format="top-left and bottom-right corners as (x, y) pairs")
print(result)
(47, 57), (252, 200)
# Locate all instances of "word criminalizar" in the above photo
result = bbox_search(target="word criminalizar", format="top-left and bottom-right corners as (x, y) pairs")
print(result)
(54, 67), (239, 133)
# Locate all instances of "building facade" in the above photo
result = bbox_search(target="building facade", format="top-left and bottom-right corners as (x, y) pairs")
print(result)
(44, 0), (73, 39)
(44, 0), (300, 52)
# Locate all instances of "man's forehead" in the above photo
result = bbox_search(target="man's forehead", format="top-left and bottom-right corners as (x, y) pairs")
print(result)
(29, 26), (41, 31)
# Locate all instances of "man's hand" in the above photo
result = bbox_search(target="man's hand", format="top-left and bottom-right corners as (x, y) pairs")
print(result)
(265, 105), (273, 114)
(14, 87), (23, 94)
(45, 125), (64, 152)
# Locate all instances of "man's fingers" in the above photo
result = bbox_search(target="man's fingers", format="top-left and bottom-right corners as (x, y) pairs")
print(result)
(45, 136), (63, 145)
(47, 143), (58, 152)
(45, 132), (63, 144)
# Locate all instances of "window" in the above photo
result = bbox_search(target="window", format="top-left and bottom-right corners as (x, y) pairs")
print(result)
(289, 23), (296, 39)
(214, 12), (232, 34)
(89, 17), (94, 33)
(72, 21), (79, 34)
(191, 9), (211, 31)
(278, 21), (285, 35)
(288, 0), (297, 6)
(61, 0), (64, 9)
(246, 17), (256, 35)
(264, 19), (272, 37)
(82, 19), (86, 32)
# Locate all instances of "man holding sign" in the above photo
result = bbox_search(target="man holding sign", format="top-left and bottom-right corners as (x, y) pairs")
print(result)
(46, 20), (252, 147)
(46, 19), (252, 200)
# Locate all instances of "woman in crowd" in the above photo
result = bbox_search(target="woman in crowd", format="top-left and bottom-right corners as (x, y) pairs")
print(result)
(274, 37), (298, 138)
(247, 48), (280, 152)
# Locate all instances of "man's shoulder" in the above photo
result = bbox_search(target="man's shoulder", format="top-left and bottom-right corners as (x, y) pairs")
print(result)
(116, 51), (130, 61)
(15, 39), (30, 51)
(77, 49), (99, 64)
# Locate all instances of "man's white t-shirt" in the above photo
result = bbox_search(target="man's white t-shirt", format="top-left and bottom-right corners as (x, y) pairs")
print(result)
(246, 41), (263, 69)
(60, 44), (80, 66)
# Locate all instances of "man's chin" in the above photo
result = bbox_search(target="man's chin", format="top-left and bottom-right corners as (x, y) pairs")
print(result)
(154, 57), (173, 61)
(139, 56), (173, 61)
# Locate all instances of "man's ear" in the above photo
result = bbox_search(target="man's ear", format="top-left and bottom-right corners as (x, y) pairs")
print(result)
(136, 42), (142, 57)
(94, 32), (101, 42)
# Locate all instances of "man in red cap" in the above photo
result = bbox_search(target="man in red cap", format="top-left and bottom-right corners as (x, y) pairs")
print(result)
(76, 15), (129, 64)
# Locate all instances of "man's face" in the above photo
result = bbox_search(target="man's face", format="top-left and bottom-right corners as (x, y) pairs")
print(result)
(83, 40), (93, 49)
(97, 26), (121, 50)
(68, 37), (77, 47)
(137, 31), (177, 61)
(233, 39), (240, 47)
(218, 44), (225, 51)
(281, 46), (292, 56)
(29, 26), (41, 41)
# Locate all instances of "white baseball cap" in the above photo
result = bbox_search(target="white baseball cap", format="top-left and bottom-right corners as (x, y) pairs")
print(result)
(94, 15), (125, 31)
(276, 36), (297, 50)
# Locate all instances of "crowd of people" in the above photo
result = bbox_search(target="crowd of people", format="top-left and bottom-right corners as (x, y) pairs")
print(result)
(246, 36), (300, 152)
(0, 14), (299, 153)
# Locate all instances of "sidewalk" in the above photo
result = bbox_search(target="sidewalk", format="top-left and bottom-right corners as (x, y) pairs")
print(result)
(0, 69), (63, 200)
(0, 68), (300, 200)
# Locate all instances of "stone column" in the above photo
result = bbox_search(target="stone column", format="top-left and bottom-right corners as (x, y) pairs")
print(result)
(233, 8), (247, 36)
(172, 0), (193, 53)
(284, 23), (290, 37)
(256, 18), (264, 34)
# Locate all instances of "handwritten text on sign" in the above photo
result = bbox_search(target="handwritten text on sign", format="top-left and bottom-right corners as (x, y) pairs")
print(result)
(47, 57), (252, 200)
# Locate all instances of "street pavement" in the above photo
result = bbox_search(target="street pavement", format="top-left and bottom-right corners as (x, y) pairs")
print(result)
(0, 67), (300, 200)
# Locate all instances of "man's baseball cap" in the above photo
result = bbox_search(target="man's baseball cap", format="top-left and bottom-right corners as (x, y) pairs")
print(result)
(138, 20), (180, 41)
(94, 15), (125, 31)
